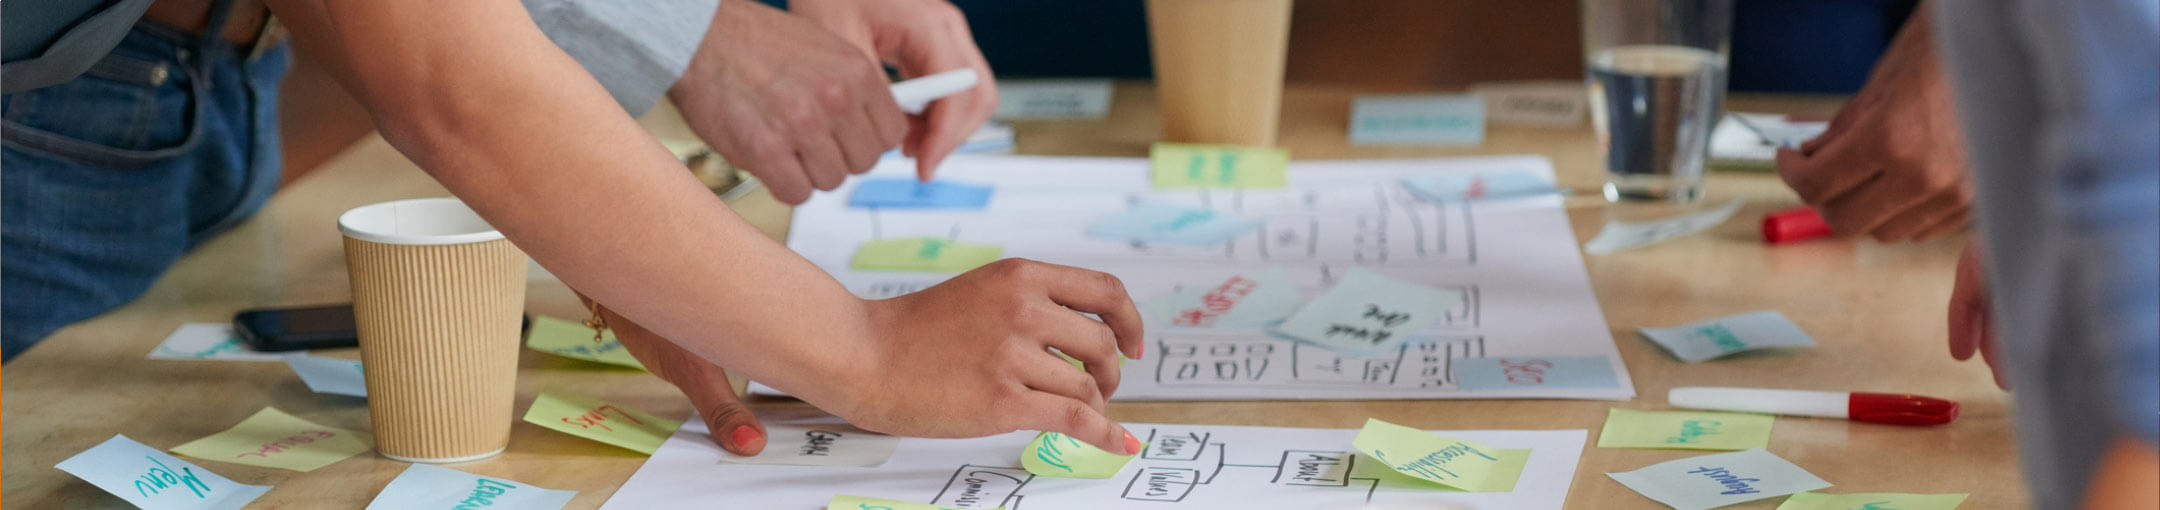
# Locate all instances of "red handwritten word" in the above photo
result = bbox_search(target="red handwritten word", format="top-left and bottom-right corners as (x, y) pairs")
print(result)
(1496, 359), (1555, 385)
(560, 405), (646, 432)
(1173, 276), (1260, 327)
(236, 430), (339, 458)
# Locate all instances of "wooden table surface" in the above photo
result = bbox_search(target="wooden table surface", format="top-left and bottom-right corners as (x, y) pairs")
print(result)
(1, 83), (2026, 509)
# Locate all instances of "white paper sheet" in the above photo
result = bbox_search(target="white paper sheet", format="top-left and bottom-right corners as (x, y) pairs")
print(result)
(602, 416), (1587, 509)
(778, 155), (1633, 401)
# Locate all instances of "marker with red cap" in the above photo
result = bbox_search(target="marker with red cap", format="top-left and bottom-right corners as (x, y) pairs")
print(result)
(1668, 386), (1960, 426)
(1762, 207), (1833, 243)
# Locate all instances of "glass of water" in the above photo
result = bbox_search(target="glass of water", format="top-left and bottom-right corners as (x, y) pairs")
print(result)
(1582, 0), (1733, 203)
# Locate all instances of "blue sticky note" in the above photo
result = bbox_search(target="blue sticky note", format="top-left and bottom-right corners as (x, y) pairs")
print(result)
(847, 178), (992, 209)
(365, 463), (576, 510)
(1086, 203), (1262, 246)
(1402, 170), (1560, 203)
(55, 435), (272, 510)
(284, 354), (367, 397)
(1269, 267), (1463, 353)
(1453, 356), (1622, 391)
(1607, 449), (1832, 510)
(1350, 94), (1486, 146)
(1638, 311), (1817, 363)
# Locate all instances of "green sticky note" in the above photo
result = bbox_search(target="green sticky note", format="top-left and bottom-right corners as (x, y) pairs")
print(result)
(526, 315), (647, 370)
(169, 407), (371, 472)
(1776, 492), (1970, 510)
(850, 238), (1004, 273)
(1020, 431), (1134, 478)
(1354, 448), (1531, 493)
(1597, 408), (1775, 451)
(1350, 418), (1516, 491)
(828, 495), (995, 510)
(522, 388), (684, 455)
(1149, 143), (1289, 189)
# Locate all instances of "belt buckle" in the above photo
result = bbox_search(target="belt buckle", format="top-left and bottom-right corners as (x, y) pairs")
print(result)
(246, 15), (286, 61)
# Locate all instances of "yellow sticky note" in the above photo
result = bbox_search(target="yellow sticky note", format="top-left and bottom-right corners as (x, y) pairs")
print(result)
(169, 407), (371, 472)
(1020, 431), (1134, 478)
(1354, 447), (1531, 493)
(851, 238), (1004, 273)
(1597, 408), (1774, 451)
(522, 388), (683, 455)
(1776, 492), (1970, 510)
(526, 315), (647, 370)
(828, 495), (996, 510)
(1350, 418), (1515, 491)
(1149, 143), (1289, 189)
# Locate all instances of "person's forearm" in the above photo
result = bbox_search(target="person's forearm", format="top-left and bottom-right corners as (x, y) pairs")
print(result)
(270, 0), (875, 411)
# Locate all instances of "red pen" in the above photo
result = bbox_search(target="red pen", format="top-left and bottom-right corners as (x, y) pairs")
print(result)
(1762, 206), (1833, 244)
(1668, 386), (1960, 426)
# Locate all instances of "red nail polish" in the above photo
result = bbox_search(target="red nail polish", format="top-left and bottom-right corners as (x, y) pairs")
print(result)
(1123, 430), (1142, 455)
(729, 425), (762, 451)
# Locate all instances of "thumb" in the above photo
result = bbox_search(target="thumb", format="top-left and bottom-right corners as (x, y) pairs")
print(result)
(684, 364), (768, 456)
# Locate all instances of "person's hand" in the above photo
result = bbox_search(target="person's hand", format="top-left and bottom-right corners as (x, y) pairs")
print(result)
(839, 259), (1146, 454)
(790, 0), (998, 181)
(668, 0), (909, 205)
(1947, 240), (2009, 389)
(590, 299), (772, 456)
(1774, 13), (1972, 242)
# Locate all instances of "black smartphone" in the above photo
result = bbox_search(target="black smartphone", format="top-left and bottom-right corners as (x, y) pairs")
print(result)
(234, 304), (359, 352)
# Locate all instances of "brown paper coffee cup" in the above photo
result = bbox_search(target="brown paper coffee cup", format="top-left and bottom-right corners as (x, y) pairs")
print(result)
(1148, 0), (1294, 146)
(339, 198), (526, 463)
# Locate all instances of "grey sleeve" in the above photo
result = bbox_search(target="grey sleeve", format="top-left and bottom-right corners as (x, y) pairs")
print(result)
(522, 0), (720, 117)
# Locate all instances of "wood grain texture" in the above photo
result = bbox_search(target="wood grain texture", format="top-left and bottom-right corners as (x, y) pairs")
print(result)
(0, 84), (2023, 509)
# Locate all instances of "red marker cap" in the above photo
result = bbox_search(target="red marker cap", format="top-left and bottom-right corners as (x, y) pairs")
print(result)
(1849, 392), (1961, 426)
(1763, 207), (1833, 243)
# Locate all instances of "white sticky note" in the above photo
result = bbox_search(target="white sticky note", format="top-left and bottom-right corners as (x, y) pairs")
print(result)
(283, 354), (367, 397)
(1583, 200), (1744, 254)
(55, 435), (272, 510)
(1607, 449), (1831, 510)
(148, 323), (282, 362)
(364, 463), (576, 510)
(721, 421), (902, 467)
(1350, 94), (1485, 146)
(1139, 269), (1306, 328)
(994, 79), (1114, 120)
(1639, 310), (1817, 363)
(1472, 81), (1588, 127)
(1270, 267), (1463, 353)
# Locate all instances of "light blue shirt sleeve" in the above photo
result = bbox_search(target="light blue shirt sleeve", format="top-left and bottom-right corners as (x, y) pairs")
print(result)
(522, 0), (720, 117)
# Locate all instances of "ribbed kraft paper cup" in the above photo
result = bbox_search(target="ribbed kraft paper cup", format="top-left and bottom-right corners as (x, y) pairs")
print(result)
(1147, 0), (1293, 146)
(339, 198), (526, 463)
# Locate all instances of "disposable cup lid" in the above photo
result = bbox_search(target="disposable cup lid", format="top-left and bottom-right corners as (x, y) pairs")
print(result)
(338, 198), (505, 246)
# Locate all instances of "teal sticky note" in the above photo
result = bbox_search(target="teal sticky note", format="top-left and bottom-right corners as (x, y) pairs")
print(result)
(1607, 449), (1831, 510)
(364, 463), (577, 510)
(55, 434), (272, 510)
(1639, 311), (1817, 362)
(1269, 268), (1463, 353)
(1452, 356), (1622, 391)
(1350, 94), (1486, 146)
(848, 178), (993, 209)
(1401, 170), (1560, 203)
(1140, 269), (1306, 328)
(283, 354), (366, 397)
(1086, 203), (1262, 246)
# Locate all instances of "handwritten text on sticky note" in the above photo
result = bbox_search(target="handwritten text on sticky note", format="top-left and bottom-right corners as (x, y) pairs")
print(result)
(1086, 203), (1262, 246)
(526, 316), (647, 369)
(720, 422), (902, 467)
(1452, 356), (1622, 391)
(848, 179), (994, 209)
(1607, 449), (1830, 510)
(522, 388), (683, 455)
(1271, 268), (1462, 353)
(56, 435), (272, 510)
(1638, 310), (1817, 363)
(994, 79), (1112, 120)
(1471, 81), (1588, 127)
(850, 238), (1003, 273)
(364, 463), (576, 510)
(1598, 408), (1774, 451)
(169, 407), (371, 472)
(828, 494), (990, 510)
(1020, 431), (1134, 479)
(1141, 269), (1305, 328)
(1149, 143), (1288, 189)
(1350, 94), (1485, 146)
(1775, 492), (1970, 510)
(1351, 418), (1517, 491)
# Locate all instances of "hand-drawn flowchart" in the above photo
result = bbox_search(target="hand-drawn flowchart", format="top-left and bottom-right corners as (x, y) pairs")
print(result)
(781, 155), (1633, 401)
(601, 418), (1588, 510)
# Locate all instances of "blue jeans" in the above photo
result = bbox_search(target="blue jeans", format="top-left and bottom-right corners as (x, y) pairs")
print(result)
(1, 20), (290, 361)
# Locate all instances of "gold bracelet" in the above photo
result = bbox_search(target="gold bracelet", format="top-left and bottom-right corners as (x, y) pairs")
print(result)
(581, 300), (609, 343)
